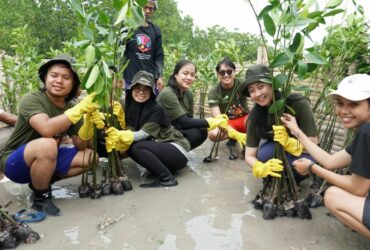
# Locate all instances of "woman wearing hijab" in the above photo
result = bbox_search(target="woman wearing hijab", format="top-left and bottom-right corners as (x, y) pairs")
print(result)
(105, 70), (190, 187)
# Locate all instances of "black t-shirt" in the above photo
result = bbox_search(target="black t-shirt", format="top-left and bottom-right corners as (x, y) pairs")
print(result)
(345, 122), (370, 179)
(123, 22), (164, 83)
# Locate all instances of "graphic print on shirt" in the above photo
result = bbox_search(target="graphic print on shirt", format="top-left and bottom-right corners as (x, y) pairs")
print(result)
(136, 33), (152, 53)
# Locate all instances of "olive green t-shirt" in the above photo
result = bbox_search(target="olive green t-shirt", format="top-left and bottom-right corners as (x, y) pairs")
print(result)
(0, 91), (81, 171)
(246, 93), (317, 147)
(207, 79), (249, 119)
(157, 86), (193, 121)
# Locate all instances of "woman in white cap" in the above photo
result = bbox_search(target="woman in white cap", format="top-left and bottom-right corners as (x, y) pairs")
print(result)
(282, 74), (370, 238)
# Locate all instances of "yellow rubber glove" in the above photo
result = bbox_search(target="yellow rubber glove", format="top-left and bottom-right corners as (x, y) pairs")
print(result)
(272, 125), (303, 156)
(252, 159), (284, 178)
(227, 127), (246, 147)
(113, 101), (126, 129)
(64, 93), (98, 124)
(205, 114), (228, 131)
(78, 110), (105, 140)
(105, 127), (134, 152)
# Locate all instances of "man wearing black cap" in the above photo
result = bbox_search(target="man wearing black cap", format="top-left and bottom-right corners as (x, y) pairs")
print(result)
(0, 55), (99, 216)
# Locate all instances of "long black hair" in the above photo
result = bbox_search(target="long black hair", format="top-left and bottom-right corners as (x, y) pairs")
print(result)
(167, 59), (196, 95)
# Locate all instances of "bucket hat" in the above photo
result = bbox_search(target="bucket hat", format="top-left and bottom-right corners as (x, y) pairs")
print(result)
(243, 64), (271, 96)
(130, 70), (156, 94)
(38, 54), (80, 86)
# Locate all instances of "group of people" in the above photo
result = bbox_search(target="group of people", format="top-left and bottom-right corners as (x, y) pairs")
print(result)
(0, 0), (368, 240)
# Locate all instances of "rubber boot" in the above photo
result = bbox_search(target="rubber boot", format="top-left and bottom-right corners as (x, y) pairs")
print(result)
(29, 184), (60, 216)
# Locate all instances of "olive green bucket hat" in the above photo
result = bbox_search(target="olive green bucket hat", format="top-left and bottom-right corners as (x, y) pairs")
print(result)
(130, 70), (156, 94)
(38, 54), (80, 86)
(242, 64), (272, 96)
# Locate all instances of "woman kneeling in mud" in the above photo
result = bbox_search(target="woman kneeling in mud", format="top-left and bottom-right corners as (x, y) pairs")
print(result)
(105, 70), (190, 187)
(282, 74), (370, 239)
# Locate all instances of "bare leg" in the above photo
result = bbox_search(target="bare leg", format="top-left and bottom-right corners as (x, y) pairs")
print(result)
(324, 186), (370, 239)
(66, 149), (97, 177)
(24, 138), (58, 189)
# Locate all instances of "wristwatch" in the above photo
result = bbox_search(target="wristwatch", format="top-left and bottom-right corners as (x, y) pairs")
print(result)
(307, 161), (315, 173)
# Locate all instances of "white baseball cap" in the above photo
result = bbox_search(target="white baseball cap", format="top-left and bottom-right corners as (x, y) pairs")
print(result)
(327, 74), (370, 101)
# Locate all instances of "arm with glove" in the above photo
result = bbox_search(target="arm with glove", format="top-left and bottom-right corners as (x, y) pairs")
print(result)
(112, 101), (126, 129)
(78, 110), (105, 141)
(64, 93), (98, 124)
(272, 125), (303, 156)
(226, 126), (247, 148)
(252, 158), (284, 178)
(105, 127), (134, 152)
(205, 114), (228, 131)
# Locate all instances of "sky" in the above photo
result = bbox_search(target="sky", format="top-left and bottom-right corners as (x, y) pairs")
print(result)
(176, 0), (370, 43)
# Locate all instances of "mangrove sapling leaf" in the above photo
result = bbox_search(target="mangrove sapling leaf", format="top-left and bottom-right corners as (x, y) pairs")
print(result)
(86, 64), (100, 89)
(297, 60), (308, 79)
(326, 0), (343, 9)
(135, 0), (148, 7)
(93, 74), (105, 95)
(83, 26), (95, 42)
(85, 44), (96, 68)
(268, 99), (284, 114)
(305, 51), (328, 65)
(263, 14), (276, 36)
(271, 52), (290, 68)
(273, 74), (288, 89)
(257, 5), (274, 20)
(114, 4), (129, 26)
(289, 33), (302, 53)
(73, 40), (91, 47)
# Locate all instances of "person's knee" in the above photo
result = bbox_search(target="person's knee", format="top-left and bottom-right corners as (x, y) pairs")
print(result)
(27, 138), (58, 160)
(324, 186), (342, 211)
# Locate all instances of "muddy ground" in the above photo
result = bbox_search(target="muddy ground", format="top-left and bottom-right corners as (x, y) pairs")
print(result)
(1, 140), (369, 250)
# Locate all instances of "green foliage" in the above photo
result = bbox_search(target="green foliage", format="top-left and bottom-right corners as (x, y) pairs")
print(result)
(0, 25), (41, 114)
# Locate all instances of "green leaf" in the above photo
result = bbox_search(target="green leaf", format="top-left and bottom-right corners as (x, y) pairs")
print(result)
(273, 74), (288, 89)
(305, 51), (328, 65)
(126, 5), (145, 29)
(289, 33), (302, 53)
(93, 74), (104, 95)
(85, 44), (95, 68)
(114, 3), (129, 26)
(257, 5), (274, 20)
(307, 11), (324, 19)
(83, 27), (94, 41)
(268, 99), (285, 114)
(73, 40), (90, 47)
(86, 64), (100, 89)
(113, 0), (124, 11)
(271, 52), (290, 68)
(135, 0), (148, 7)
(297, 60), (308, 79)
(263, 14), (276, 36)
(326, 0), (343, 9)
(102, 60), (112, 79)
(70, 0), (83, 15)
(323, 9), (345, 17)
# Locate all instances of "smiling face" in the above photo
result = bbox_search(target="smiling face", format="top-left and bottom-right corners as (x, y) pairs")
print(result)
(217, 63), (235, 89)
(132, 83), (152, 103)
(44, 64), (74, 100)
(174, 63), (196, 91)
(247, 82), (273, 107)
(333, 96), (370, 129)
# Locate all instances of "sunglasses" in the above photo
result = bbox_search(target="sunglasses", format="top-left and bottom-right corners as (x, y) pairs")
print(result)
(218, 69), (233, 77)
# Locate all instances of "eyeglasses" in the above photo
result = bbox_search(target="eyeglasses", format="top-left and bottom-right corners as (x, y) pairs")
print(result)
(132, 85), (151, 93)
(218, 69), (233, 77)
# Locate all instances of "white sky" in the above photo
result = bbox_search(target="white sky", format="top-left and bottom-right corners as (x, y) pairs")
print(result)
(176, 0), (370, 43)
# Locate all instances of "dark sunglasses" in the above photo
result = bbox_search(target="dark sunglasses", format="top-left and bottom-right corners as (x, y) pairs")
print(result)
(218, 69), (233, 76)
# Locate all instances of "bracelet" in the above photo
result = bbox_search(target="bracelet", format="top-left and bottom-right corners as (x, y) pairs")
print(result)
(307, 161), (315, 173)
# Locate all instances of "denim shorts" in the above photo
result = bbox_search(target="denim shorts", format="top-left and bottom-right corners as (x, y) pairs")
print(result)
(5, 144), (79, 184)
(363, 195), (370, 230)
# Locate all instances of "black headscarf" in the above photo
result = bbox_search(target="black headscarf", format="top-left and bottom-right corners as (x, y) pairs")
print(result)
(125, 90), (170, 131)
